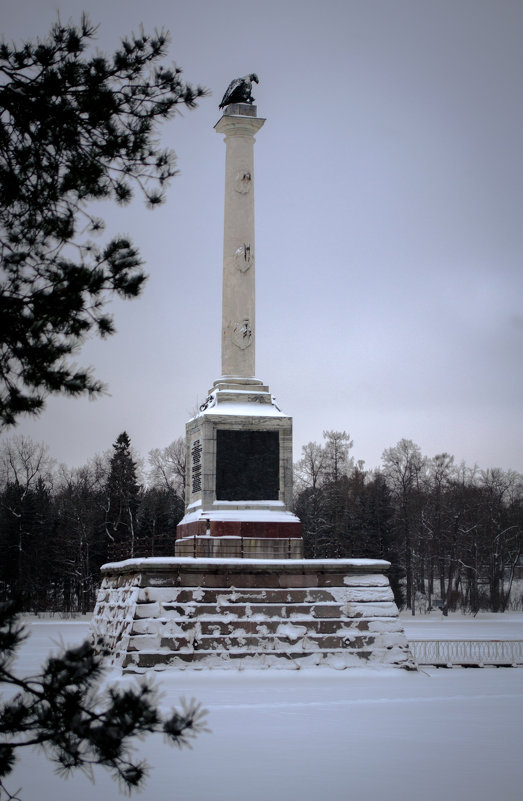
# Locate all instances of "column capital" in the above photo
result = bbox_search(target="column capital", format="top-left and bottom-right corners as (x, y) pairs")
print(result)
(214, 113), (266, 138)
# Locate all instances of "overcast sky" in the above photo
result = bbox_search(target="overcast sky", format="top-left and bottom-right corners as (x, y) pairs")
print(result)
(2, 0), (523, 474)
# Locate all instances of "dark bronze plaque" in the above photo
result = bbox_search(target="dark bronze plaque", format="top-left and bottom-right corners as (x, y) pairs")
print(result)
(216, 430), (279, 500)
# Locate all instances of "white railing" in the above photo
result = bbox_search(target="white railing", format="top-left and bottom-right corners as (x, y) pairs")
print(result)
(409, 639), (523, 667)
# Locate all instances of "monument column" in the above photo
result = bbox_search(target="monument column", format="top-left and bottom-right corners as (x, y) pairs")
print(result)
(214, 107), (265, 379)
(175, 85), (302, 558)
(91, 76), (413, 675)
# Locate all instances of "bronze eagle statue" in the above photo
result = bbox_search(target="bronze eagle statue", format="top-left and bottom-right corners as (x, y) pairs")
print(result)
(219, 74), (259, 109)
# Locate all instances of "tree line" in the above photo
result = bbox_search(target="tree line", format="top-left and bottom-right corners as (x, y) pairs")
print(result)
(295, 432), (522, 614)
(0, 430), (521, 615)
(0, 432), (186, 614)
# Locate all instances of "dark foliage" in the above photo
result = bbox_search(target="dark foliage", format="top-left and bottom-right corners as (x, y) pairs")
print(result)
(0, 16), (206, 425)
(0, 434), (184, 613)
(0, 479), (57, 611)
(135, 486), (184, 557)
(0, 431), (520, 615)
(294, 434), (522, 613)
(105, 432), (140, 560)
(0, 602), (207, 800)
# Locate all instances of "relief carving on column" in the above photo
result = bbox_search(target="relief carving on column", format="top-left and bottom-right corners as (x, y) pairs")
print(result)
(235, 169), (252, 193)
(231, 319), (254, 350)
(234, 243), (254, 272)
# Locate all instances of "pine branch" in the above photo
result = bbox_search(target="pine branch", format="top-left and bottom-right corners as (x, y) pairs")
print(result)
(0, 603), (208, 799)
(0, 16), (208, 426)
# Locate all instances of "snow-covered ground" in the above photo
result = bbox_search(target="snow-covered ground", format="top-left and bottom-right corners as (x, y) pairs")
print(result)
(6, 615), (523, 801)
(401, 609), (523, 640)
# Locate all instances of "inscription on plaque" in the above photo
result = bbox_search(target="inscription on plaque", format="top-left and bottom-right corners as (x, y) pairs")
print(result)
(191, 438), (202, 494)
(216, 430), (279, 501)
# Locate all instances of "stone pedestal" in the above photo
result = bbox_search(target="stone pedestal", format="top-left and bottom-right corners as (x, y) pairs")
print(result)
(91, 557), (415, 671)
(175, 379), (302, 558)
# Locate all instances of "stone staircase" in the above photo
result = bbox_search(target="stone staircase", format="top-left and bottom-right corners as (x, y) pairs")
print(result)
(91, 557), (415, 671)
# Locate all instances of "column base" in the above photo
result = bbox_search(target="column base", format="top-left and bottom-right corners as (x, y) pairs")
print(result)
(176, 517), (302, 540)
(175, 535), (303, 559)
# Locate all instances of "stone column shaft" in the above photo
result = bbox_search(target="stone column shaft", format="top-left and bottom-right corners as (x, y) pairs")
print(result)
(215, 109), (265, 377)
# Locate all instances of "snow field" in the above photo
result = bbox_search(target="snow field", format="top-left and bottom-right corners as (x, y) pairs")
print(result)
(7, 616), (523, 801)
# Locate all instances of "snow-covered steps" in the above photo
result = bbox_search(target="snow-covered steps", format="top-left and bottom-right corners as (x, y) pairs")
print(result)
(91, 557), (415, 671)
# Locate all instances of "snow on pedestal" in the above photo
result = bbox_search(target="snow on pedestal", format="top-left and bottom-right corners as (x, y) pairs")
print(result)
(91, 557), (415, 671)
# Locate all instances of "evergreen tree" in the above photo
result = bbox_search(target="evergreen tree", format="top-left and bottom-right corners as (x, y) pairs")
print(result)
(0, 16), (206, 425)
(105, 432), (140, 560)
(359, 471), (404, 608)
(136, 487), (182, 557)
(295, 486), (331, 558)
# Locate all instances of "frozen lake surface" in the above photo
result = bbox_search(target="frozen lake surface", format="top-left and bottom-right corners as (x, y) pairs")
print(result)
(401, 610), (523, 640)
(6, 614), (523, 801)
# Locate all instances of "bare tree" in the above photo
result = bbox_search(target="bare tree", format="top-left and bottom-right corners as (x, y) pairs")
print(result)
(54, 460), (110, 613)
(322, 430), (354, 484)
(0, 436), (55, 496)
(423, 453), (457, 610)
(294, 441), (327, 496)
(382, 439), (426, 612)
(477, 468), (522, 611)
(0, 437), (56, 606)
(148, 437), (186, 500)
